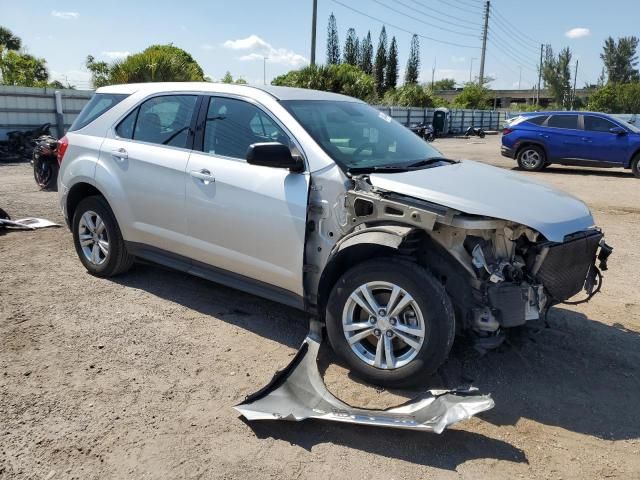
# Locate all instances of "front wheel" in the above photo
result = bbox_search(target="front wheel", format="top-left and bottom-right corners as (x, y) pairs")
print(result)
(632, 155), (640, 178)
(517, 145), (547, 171)
(325, 258), (455, 388)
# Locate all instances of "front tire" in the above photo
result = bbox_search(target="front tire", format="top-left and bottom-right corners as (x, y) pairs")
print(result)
(72, 196), (133, 277)
(325, 258), (455, 388)
(517, 145), (547, 171)
(632, 155), (640, 178)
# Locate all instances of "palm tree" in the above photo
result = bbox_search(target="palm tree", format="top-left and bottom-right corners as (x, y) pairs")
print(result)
(0, 26), (22, 51)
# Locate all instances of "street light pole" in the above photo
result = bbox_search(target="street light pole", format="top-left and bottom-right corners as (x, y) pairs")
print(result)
(263, 56), (268, 85)
(518, 66), (522, 90)
(310, 0), (318, 66)
(470, 58), (477, 83)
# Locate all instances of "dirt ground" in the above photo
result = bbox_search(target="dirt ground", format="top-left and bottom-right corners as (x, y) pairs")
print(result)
(1, 135), (639, 479)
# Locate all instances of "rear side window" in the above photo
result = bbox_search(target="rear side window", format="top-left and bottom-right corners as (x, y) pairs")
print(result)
(69, 93), (128, 131)
(115, 95), (198, 148)
(584, 115), (617, 133)
(547, 115), (578, 130)
(526, 115), (548, 126)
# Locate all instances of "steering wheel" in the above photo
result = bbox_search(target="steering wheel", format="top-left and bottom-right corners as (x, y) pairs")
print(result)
(352, 142), (376, 159)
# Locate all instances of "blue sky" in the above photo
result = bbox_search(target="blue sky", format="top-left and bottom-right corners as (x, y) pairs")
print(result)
(2, 0), (639, 90)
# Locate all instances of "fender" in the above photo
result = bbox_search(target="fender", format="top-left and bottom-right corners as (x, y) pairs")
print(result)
(514, 138), (550, 159)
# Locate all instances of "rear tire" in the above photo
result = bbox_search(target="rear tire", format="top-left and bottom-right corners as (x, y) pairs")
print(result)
(325, 258), (455, 388)
(33, 158), (59, 191)
(632, 155), (640, 178)
(517, 145), (547, 171)
(72, 196), (133, 277)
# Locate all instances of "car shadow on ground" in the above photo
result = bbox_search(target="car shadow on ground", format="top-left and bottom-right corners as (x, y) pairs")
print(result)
(510, 165), (633, 178)
(113, 263), (639, 463)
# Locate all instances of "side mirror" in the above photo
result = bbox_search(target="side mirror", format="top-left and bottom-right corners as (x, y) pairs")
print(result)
(246, 142), (304, 172)
(610, 126), (627, 135)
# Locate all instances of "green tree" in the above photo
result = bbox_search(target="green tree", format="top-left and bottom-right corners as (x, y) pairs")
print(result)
(600, 36), (639, 84)
(326, 13), (340, 65)
(405, 34), (420, 84)
(452, 82), (490, 109)
(373, 26), (387, 95)
(343, 28), (359, 66)
(382, 84), (434, 107)
(272, 64), (374, 101)
(86, 44), (204, 88)
(432, 78), (456, 90)
(542, 45), (572, 108)
(221, 71), (247, 84)
(0, 50), (49, 86)
(588, 82), (640, 113)
(359, 31), (373, 74)
(0, 26), (22, 51)
(385, 36), (399, 90)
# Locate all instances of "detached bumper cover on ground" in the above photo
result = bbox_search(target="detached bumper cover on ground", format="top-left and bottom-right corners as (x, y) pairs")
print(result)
(235, 326), (494, 434)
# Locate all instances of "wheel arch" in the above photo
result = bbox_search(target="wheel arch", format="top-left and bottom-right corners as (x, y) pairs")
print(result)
(515, 140), (549, 161)
(66, 182), (108, 225)
(316, 226), (420, 316)
(628, 147), (640, 169)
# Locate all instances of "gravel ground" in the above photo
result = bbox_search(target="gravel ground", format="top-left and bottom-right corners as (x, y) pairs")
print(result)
(1, 135), (639, 479)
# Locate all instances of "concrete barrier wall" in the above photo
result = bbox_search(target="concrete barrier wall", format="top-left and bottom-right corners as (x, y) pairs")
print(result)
(0, 85), (93, 140)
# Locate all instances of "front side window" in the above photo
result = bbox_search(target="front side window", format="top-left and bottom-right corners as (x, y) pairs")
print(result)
(118, 95), (197, 148)
(584, 115), (617, 133)
(203, 97), (290, 159)
(283, 100), (444, 172)
(547, 115), (578, 130)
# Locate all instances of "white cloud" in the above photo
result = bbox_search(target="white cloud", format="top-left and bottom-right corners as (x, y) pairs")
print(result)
(565, 27), (591, 39)
(102, 51), (130, 59)
(223, 34), (307, 68)
(51, 10), (79, 19)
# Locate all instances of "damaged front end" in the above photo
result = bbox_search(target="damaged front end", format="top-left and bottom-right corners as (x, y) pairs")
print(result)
(304, 169), (613, 351)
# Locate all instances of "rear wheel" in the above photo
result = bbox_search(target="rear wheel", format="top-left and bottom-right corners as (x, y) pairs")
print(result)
(33, 157), (58, 191)
(632, 155), (640, 178)
(517, 145), (547, 171)
(325, 258), (455, 388)
(72, 196), (133, 277)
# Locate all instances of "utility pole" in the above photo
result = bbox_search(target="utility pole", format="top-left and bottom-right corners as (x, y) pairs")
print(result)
(537, 44), (544, 106)
(518, 66), (522, 90)
(310, 0), (318, 66)
(431, 58), (436, 87)
(478, 1), (490, 85)
(263, 56), (268, 85)
(571, 59), (579, 110)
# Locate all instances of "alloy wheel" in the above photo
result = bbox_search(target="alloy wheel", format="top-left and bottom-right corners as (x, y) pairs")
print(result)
(520, 149), (542, 169)
(342, 281), (426, 370)
(78, 210), (109, 266)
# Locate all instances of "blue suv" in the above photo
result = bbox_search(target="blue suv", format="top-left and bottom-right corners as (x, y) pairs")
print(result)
(501, 111), (640, 177)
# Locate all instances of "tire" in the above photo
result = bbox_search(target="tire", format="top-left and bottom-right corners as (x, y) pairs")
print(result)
(632, 155), (640, 178)
(72, 196), (133, 277)
(325, 258), (455, 388)
(33, 158), (59, 191)
(517, 145), (547, 171)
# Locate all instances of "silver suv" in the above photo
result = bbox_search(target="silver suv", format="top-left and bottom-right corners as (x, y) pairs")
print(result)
(58, 83), (611, 387)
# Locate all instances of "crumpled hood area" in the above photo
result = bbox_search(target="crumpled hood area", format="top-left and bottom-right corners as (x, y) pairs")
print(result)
(369, 160), (595, 242)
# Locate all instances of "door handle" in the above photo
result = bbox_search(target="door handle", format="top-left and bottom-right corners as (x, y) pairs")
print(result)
(111, 148), (128, 160)
(581, 137), (592, 142)
(538, 133), (550, 139)
(190, 169), (215, 184)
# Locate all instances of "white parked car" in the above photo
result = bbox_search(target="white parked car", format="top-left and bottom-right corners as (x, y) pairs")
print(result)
(58, 83), (611, 387)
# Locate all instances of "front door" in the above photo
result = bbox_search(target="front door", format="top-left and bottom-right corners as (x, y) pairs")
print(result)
(184, 95), (309, 297)
(580, 115), (629, 165)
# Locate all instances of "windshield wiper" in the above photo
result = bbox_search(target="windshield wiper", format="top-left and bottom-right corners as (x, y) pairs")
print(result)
(346, 165), (412, 174)
(405, 157), (456, 168)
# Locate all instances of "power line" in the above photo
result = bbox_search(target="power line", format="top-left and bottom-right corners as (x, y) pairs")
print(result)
(438, 0), (483, 13)
(492, 6), (542, 46)
(486, 28), (539, 70)
(490, 17), (540, 53)
(330, 0), (480, 49)
(488, 38), (538, 73)
(372, 0), (480, 38)
(410, 0), (482, 27)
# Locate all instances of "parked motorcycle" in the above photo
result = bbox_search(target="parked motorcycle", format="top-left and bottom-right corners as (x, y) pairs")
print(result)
(465, 126), (486, 138)
(32, 135), (59, 191)
(5, 123), (52, 160)
(410, 122), (435, 142)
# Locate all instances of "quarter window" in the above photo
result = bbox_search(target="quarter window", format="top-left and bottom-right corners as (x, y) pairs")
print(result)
(526, 115), (548, 126)
(547, 115), (578, 130)
(203, 97), (289, 159)
(584, 115), (618, 133)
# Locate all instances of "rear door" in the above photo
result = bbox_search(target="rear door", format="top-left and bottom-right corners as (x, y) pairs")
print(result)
(183, 95), (309, 298)
(544, 114), (581, 160)
(580, 115), (629, 165)
(96, 94), (199, 254)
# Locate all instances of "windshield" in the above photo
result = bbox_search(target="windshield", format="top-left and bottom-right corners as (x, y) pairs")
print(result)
(282, 100), (446, 172)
